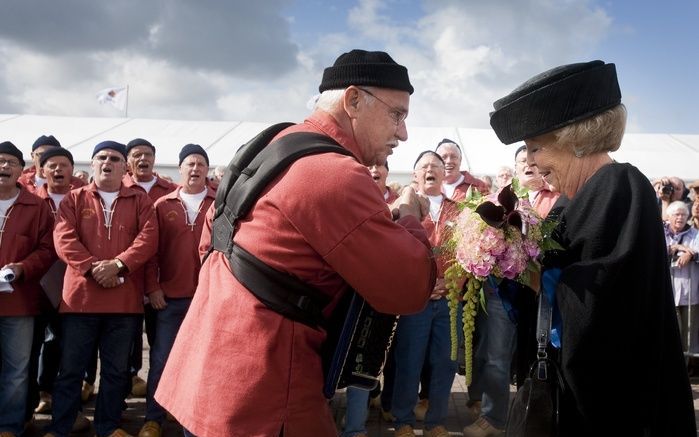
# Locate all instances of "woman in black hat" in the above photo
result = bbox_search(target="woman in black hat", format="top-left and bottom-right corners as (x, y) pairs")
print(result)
(487, 61), (696, 437)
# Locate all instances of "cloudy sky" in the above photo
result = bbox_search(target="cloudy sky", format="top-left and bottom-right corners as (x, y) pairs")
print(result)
(0, 0), (696, 134)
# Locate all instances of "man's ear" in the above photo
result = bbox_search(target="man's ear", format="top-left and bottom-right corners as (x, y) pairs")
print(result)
(343, 86), (362, 119)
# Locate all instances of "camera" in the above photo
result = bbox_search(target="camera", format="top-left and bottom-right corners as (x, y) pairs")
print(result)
(661, 183), (675, 196)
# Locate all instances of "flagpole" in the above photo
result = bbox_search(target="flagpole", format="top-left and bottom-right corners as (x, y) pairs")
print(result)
(125, 84), (129, 118)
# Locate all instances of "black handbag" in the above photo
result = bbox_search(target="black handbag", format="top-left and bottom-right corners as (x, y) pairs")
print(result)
(506, 292), (564, 437)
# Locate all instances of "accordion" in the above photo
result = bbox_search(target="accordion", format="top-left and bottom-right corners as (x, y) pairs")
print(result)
(322, 290), (399, 399)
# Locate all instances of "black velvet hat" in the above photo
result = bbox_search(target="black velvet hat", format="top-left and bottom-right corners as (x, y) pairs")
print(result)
(319, 49), (414, 94)
(179, 144), (209, 166)
(489, 60), (622, 144)
(32, 135), (61, 151)
(92, 141), (127, 160)
(0, 141), (25, 167)
(126, 138), (155, 155)
(40, 147), (74, 167)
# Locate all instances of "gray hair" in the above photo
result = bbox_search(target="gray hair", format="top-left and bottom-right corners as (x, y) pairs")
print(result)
(549, 104), (627, 155)
(667, 200), (689, 217)
(314, 87), (374, 112)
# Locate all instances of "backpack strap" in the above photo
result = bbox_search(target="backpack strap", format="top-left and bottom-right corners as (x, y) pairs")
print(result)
(210, 128), (352, 328)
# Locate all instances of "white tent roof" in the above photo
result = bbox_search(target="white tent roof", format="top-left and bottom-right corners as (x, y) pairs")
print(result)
(1, 114), (697, 184)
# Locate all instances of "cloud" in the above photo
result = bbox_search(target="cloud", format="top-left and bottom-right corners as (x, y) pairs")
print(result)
(340, 0), (613, 129)
(0, 0), (616, 131)
(0, 1), (299, 77)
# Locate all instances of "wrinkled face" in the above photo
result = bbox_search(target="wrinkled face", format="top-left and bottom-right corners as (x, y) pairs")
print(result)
(525, 133), (576, 196)
(515, 149), (544, 190)
(368, 163), (389, 190)
(0, 153), (22, 189)
(692, 201), (699, 220)
(351, 87), (409, 166)
(44, 156), (74, 191)
(179, 154), (209, 192)
(32, 145), (56, 175)
(91, 149), (126, 189)
(435, 143), (462, 184)
(414, 153), (445, 196)
(668, 208), (689, 232)
(127, 145), (156, 181)
(74, 171), (89, 183)
(496, 167), (513, 188)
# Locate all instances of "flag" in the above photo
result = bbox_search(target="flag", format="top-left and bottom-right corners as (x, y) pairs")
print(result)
(96, 86), (127, 111)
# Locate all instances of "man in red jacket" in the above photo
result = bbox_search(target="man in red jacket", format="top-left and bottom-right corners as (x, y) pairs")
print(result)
(46, 141), (157, 437)
(0, 141), (56, 437)
(435, 138), (488, 201)
(138, 144), (215, 437)
(156, 49), (436, 437)
(18, 135), (85, 194)
(122, 138), (176, 398)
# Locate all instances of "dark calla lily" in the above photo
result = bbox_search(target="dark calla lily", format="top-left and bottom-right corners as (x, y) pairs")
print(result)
(474, 184), (523, 232)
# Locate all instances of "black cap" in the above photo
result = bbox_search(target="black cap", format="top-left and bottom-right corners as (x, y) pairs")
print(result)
(40, 147), (74, 167)
(0, 141), (25, 167)
(32, 135), (61, 151)
(319, 49), (414, 94)
(179, 144), (209, 166)
(92, 141), (127, 160)
(435, 138), (462, 155)
(490, 60), (622, 144)
(126, 138), (155, 155)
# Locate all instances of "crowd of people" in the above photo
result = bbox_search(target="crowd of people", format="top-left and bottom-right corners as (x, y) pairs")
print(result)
(0, 49), (697, 437)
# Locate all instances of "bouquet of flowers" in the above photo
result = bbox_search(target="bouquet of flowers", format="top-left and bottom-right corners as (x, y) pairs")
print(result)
(443, 180), (559, 385)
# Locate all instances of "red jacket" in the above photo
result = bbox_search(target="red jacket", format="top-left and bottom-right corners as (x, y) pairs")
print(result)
(145, 187), (216, 298)
(35, 182), (85, 219)
(0, 186), (56, 316)
(450, 171), (489, 201)
(19, 167), (85, 194)
(53, 182), (158, 313)
(156, 112), (436, 437)
(122, 174), (176, 203)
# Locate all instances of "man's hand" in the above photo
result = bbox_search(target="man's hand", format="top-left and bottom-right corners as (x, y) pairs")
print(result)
(149, 290), (168, 310)
(390, 186), (430, 220)
(91, 260), (121, 288)
(2, 263), (24, 280)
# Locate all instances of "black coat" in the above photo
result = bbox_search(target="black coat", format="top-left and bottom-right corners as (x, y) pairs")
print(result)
(546, 163), (695, 436)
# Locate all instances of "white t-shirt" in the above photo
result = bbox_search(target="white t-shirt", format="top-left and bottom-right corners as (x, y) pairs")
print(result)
(442, 174), (465, 199)
(35, 175), (47, 189)
(136, 177), (158, 193)
(427, 194), (444, 222)
(0, 192), (20, 231)
(48, 192), (66, 209)
(180, 189), (207, 223)
(98, 190), (119, 229)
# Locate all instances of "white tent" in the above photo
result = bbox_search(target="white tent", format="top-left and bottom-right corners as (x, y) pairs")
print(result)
(1, 113), (697, 185)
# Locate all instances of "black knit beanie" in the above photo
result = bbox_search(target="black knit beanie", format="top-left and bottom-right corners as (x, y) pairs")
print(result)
(126, 138), (155, 155)
(40, 147), (74, 167)
(179, 144), (209, 166)
(0, 141), (25, 167)
(32, 135), (61, 151)
(319, 49), (413, 94)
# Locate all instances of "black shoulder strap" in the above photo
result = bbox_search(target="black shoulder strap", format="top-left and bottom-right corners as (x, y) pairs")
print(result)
(208, 125), (353, 327)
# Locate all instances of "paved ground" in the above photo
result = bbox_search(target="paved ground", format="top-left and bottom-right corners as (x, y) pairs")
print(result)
(25, 338), (699, 437)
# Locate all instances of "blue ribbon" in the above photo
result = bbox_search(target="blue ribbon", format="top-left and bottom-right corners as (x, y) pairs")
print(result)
(541, 268), (562, 348)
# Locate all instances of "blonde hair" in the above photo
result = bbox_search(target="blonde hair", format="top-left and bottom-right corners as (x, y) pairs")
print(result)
(550, 104), (627, 155)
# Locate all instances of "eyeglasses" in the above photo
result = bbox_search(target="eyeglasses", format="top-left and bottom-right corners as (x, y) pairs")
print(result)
(93, 155), (123, 163)
(357, 88), (408, 126)
(0, 158), (21, 168)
